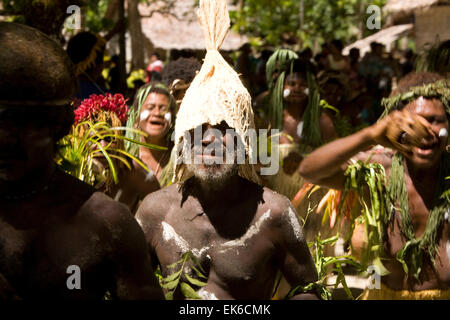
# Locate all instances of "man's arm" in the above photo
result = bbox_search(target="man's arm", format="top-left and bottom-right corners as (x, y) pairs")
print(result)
(298, 113), (397, 190)
(274, 202), (319, 300)
(135, 188), (171, 270)
(118, 166), (160, 213)
(108, 201), (164, 299)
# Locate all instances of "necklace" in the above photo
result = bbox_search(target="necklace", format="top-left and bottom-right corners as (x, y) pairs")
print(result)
(387, 153), (450, 280)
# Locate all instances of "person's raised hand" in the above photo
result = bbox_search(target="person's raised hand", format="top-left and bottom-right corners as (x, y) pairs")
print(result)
(369, 109), (434, 155)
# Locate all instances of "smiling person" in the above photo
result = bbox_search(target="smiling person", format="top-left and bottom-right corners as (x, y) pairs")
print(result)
(0, 22), (163, 300)
(262, 56), (337, 251)
(299, 72), (450, 299)
(126, 83), (176, 187)
(70, 93), (161, 214)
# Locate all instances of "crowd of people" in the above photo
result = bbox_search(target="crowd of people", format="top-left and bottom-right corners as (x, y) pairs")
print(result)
(0, 0), (449, 301)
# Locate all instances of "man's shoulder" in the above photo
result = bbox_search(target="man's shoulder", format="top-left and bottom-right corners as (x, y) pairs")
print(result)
(136, 183), (180, 219)
(53, 174), (136, 240)
(143, 183), (180, 205)
(260, 186), (293, 219)
(56, 171), (129, 219)
(79, 191), (134, 226)
(257, 186), (304, 241)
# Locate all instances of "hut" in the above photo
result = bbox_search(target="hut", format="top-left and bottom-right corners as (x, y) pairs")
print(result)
(139, 0), (248, 60)
(344, 0), (450, 56)
(383, 0), (450, 50)
(343, 23), (413, 57)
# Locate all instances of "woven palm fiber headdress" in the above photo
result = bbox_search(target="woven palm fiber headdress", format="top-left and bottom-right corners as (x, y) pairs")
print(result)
(173, 0), (259, 184)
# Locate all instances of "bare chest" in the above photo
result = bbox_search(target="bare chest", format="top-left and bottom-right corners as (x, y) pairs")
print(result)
(155, 209), (278, 292)
(385, 176), (450, 288)
(0, 215), (111, 298)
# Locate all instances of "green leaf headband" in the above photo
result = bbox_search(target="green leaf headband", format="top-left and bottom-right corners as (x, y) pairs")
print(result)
(381, 79), (450, 118)
(266, 49), (299, 130)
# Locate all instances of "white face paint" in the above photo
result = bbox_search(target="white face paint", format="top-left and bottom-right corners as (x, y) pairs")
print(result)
(439, 128), (448, 138)
(415, 96), (426, 113)
(283, 89), (291, 98)
(140, 110), (150, 121)
(164, 112), (172, 125)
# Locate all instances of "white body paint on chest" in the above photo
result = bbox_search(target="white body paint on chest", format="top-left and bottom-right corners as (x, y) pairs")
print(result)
(197, 288), (219, 300)
(220, 210), (271, 252)
(162, 221), (190, 252)
(161, 222), (210, 257)
(162, 210), (272, 256)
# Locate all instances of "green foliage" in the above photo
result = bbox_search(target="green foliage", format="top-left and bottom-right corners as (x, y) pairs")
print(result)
(381, 79), (450, 118)
(388, 153), (450, 280)
(265, 49), (298, 129)
(301, 72), (323, 149)
(230, 0), (299, 47)
(343, 158), (390, 272)
(287, 234), (364, 300)
(56, 120), (165, 187)
(159, 251), (207, 300)
(229, 0), (387, 48)
(83, 0), (115, 34)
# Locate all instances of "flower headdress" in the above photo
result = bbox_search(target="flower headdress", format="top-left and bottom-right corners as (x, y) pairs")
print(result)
(75, 93), (129, 126)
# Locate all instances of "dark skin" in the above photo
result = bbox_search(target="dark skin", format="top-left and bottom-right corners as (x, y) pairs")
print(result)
(93, 140), (160, 214)
(0, 106), (163, 299)
(299, 98), (450, 291)
(94, 91), (172, 213)
(108, 161), (160, 214)
(136, 123), (318, 300)
(281, 73), (336, 175)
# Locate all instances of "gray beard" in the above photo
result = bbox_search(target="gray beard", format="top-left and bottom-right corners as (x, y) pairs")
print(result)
(186, 162), (239, 193)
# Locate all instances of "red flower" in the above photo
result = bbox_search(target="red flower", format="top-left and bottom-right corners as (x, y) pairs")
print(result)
(74, 93), (129, 125)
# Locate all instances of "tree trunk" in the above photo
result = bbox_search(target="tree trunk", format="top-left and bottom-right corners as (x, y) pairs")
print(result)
(299, 0), (305, 49)
(357, 0), (364, 40)
(127, 0), (146, 70)
(118, 0), (128, 94)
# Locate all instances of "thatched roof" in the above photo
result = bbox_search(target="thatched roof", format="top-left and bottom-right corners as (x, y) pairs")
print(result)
(343, 24), (414, 56)
(140, 0), (247, 51)
(384, 0), (450, 15)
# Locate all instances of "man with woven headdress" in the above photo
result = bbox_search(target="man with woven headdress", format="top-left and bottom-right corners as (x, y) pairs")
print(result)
(299, 72), (450, 299)
(0, 22), (163, 299)
(136, 0), (318, 300)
